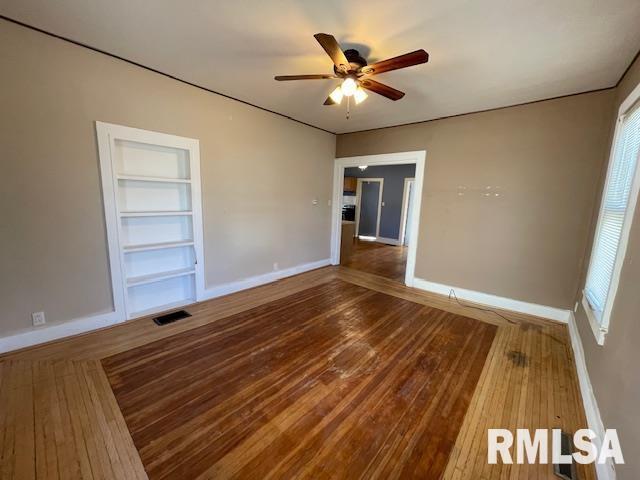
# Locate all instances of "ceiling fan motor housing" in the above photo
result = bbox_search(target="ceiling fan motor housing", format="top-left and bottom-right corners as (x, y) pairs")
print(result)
(334, 49), (367, 74)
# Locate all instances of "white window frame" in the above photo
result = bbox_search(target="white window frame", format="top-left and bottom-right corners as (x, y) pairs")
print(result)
(582, 82), (640, 345)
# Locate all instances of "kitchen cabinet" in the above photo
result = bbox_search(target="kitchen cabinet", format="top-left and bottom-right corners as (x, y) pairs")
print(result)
(343, 176), (357, 193)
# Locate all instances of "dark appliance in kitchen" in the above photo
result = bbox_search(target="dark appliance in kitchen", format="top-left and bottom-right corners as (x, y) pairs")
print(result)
(342, 204), (356, 221)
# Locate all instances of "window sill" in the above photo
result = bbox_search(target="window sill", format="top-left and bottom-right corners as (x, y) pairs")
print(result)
(581, 294), (607, 346)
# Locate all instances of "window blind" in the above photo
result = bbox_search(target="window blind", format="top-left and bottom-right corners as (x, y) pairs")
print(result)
(585, 102), (640, 317)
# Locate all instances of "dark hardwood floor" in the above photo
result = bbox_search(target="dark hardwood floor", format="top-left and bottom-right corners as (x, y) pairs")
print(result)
(103, 279), (496, 479)
(342, 238), (408, 281)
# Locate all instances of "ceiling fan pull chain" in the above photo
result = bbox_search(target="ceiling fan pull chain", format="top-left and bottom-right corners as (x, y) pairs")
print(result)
(346, 96), (351, 120)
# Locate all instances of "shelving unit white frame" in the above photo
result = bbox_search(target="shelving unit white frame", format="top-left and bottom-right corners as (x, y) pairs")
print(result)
(96, 121), (205, 320)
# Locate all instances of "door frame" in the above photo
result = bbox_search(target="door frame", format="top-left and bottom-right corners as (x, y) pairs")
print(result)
(399, 177), (415, 245)
(331, 150), (426, 287)
(96, 121), (205, 321)
(354, 177), (384, 239)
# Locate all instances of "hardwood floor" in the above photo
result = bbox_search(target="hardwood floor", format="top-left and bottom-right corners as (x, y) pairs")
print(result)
(0, 360), (146, 479)
(103, 280), (496, 479)
(342, 239), (408, 281)
(0, 266), (595, 479)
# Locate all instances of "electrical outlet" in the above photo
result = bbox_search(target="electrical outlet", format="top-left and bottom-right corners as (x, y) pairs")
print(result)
(32, 311), (46, 326)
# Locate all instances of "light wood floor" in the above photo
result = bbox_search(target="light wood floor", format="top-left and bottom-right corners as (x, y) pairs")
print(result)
(0, 266), (594, 479)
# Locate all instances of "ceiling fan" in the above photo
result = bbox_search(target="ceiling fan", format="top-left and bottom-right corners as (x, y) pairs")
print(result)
(275, 33), (429, 114)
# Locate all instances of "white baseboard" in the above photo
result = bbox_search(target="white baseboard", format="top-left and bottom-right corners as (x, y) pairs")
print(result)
(200, 258), (331, 301)
(376, 236), (402, 246)
(412, 278), (571, 323)
(0, 311), (122, 355)
(568, 312), (616, 480)
(0, 259), (331, 355)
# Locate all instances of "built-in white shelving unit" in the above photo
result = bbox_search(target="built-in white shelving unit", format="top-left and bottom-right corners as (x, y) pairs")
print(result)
(120, 211), (193, 217)
(123, 240), (195, 253)
(97, 122), (204, 320)
(117, 174), (192, 183)
(126, 267), (196, 287)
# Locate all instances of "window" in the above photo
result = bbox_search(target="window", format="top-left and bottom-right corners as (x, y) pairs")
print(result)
(583, 94), (640, 345)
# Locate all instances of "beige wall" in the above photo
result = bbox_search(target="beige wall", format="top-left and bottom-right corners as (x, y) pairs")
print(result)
(0, 20), (335, 336)
(575, 54), (640, 479)
(337, 91), (615, 309)
(337, 60), (640, 473)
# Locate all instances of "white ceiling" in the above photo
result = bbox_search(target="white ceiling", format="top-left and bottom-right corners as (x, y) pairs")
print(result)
(2, 0), (640, 133)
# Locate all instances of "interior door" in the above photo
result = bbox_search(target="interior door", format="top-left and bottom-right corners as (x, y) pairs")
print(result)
(358, 180), (382, 237)
(97, 122), (205, 320)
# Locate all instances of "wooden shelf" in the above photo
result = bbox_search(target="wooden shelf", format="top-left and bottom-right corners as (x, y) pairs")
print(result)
(120, 210), (193, 217)
(123, 240), (194, 253)
(127, 267), (195, 287)
(117, 174), (191, 184)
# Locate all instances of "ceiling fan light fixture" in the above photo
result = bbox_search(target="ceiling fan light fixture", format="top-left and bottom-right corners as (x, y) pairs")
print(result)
(329, 86), (344, 104)
(341, 77), (357, 97)
(353, 87), (368, 104)
(275, 34), (428, 110)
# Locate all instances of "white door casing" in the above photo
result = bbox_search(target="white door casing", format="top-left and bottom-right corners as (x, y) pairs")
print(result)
(354, 177), (384, 238)
(331, 151), (426, 287)
(400, 178), (415, 245)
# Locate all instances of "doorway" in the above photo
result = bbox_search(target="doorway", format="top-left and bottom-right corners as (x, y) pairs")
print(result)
(355, 178), (384, 238)
(330, 151), (426, 286)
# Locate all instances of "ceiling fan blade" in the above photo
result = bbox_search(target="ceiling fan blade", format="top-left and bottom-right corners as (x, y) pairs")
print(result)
(274, 74), (336, 81)
(314, 33), (349, 73)
(359, 79), (405, 100)
(359, 49), (429, 76)
(323, 96), (336, 105)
